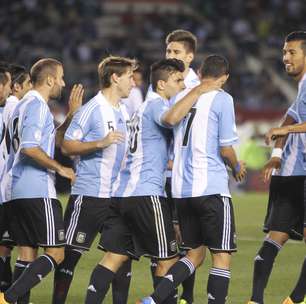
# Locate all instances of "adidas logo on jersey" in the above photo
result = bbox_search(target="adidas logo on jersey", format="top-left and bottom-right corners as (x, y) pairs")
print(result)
(88, 285), (97, 292)
(207, 293), (215, 300)
(164, 274), (174, 282)
(118, 118), (124, 124)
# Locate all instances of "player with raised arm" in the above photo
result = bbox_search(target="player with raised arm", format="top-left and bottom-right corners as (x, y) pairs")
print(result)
(0, 58), (77, 304)
(247, 31), (306, 304)
(138, 55), (245, 304)
(84, 58), (221, 304)
(52, 56), (135, 304)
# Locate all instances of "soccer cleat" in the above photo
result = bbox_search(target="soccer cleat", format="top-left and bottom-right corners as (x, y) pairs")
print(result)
(0, 293), (9, 304)
(246, 302), (259, 304)
(179, 299), (188, 304)
(136, 297), (155, 304)
(282, 296), (306, 304)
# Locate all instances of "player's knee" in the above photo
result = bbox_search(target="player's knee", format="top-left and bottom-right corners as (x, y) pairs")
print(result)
(211, 251), (231, 269)
(267, 231), (289, 246)
(186, 247), (205, 268)
(45, 247), (65, 265)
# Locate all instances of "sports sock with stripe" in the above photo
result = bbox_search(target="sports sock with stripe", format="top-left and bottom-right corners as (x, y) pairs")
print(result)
(250, 238), (282, 303)
(112, 259), (132, 304)
(207, 268), (230, 304)
(4, 254), (56, 303)
(181, 270), (196, 303)
(85, 264), (115, 304)
(151, 257), (195, 304)
(290, 256), (306, 303)
(52, 249), (82, 304)
(12, 260), (31, 304)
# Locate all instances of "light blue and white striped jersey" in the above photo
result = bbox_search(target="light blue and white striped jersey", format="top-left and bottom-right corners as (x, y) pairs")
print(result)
(172, 89), (238, 198)
(65, 92), (130, 198)
(275, 73), (306, 176)
(112, 92), (171, 197)
(9, 90), (57, 200)
(0, 95), (19, 203)
(0, 106), (5, 202)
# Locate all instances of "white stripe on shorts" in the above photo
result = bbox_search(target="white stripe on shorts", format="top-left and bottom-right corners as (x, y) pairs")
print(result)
(44, 198), (55, 245)
(222, 197), (231, 250)
(151, 196), (168, 258)
(66, 196), (83, 245)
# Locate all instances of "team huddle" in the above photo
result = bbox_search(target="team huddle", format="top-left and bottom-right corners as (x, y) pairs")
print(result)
(0, 28), (304, 304)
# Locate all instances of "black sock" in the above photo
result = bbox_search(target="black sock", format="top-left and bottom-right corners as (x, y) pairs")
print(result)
(13, 260), (31, 304)
(52, 249), (82, 304)
(290, 256), (306, 303)
(150, 259), (158, 285)
(207, 268), (230, 304)
(154, 276), (178, 304)
(0, 256), (12, 292)
(112, 259), (132, 304)
(85, 264), (115, 304)
(151, 257), (195, 304)
(5, 254), (56, 303)
(251, 238), (281, 303)
(181, 270), (196, 303)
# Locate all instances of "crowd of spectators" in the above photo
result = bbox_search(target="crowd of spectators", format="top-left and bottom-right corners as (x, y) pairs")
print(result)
(1, 0), (305, 110)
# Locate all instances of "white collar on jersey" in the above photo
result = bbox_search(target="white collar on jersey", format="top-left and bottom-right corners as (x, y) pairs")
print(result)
(298, 72), (306, 92)
(97, 91), (122, 110)
(24, 89), (46, 103)
(184, 68), (200, 88)
(6, 95), (19, 104)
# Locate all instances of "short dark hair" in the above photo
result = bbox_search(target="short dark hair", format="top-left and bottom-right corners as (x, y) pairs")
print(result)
(0, 63), (10, 85)
(9, 64), (29, 86)
(285, 31), (306, 53)
(98, 56), (136, 89)
(199, 55), (229, 78)
(30, 58), (62, 85)
(150, 59), (185, 91)
(165, 30), (197, 54)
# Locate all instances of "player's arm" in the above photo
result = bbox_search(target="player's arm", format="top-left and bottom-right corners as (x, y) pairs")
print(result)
(220, 146), (246, 182)
(262, 114), (296, 183)
(21, 147), (74, 180)
(55, 84), (84, 147)
(62, 131), (125, 156)
(162, 78), (222, 126)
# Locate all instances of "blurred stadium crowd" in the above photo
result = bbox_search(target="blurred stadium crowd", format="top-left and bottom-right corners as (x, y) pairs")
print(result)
(1, 0), (305, 110)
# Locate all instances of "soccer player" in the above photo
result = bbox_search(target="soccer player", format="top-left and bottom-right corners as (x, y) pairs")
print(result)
(0, 58), (76, 304)
(52, 56), (135, 304)
(146, 29), (200, 304)
(84, 58), (220, 304)
(138, 55), (246, 304)
(0, 64), (32, 294)
(247, 31), (306, 304)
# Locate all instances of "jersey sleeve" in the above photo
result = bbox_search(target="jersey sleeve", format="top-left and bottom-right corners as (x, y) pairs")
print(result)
(217, 93), (239, 146)
(20, 100), (48, 148)
(64, 105), (99, 141)
(151, 99), (171, 128)
(286, 100), (299, 122)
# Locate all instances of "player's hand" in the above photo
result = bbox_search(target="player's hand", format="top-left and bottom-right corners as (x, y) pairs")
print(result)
(198, 78), (223, 95)
(265, 126), (289, 145)
(233, 161), (246, 182)
(99, 131), (125, 148)
(57, 166), (75, 182)
(173, 223), (182, 245)
(262, 158), (281, 183)
(68, 84), (84, 115)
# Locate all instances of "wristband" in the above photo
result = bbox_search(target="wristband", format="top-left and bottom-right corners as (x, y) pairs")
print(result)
(234, 163), (241, 175)
(271, 148), (282, 159)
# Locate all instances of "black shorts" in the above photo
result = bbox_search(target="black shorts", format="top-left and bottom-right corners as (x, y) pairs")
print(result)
(264, 176), (305, 240)
(10, 198), (65, 248)
(0, 202), (15, 247)
(64, 195), (111, 250)
(100, 196), (178, 260)
(175, 195), (237, 252)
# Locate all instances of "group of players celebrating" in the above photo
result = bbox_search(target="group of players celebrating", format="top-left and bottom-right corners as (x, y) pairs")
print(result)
(0, 28), (304, 304)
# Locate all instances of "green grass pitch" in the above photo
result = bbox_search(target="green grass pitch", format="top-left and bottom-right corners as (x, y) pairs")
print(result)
(23, 193), (305, 303)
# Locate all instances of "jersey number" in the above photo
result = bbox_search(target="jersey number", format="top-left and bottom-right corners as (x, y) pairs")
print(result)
(12, 118), (20, 153)
(182, 108), (196, 146)
(129, 118), (139, 153)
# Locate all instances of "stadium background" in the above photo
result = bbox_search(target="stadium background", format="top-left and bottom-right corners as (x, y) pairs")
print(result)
(0, 0), (305, 303)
